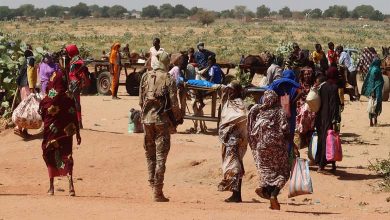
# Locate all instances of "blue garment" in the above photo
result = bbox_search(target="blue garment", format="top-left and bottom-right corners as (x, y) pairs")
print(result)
(194, 49), (215, 70)
(187, 79), (214, 88)
(208, 65), (223, 84)
(267, 70), (301, 154)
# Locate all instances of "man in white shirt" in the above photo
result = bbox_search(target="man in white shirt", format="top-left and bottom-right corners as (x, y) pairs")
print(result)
(336, 46), (359, 100)
(149, 38), (164, 70)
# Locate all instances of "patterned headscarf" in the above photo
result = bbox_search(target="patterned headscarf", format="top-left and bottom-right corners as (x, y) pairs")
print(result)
(260, 90), (279, 110)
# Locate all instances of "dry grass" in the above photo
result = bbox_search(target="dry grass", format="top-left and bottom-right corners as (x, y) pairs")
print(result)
(1, 18), (389, 62)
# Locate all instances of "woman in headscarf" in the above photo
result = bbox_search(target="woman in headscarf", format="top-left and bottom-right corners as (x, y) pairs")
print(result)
(110, 42), (121, 99)
(268, 70), (302, 161)
(39, 53), (59, 97)
(315, 66), (341, 172)
(361, 58), (384, 127)
(248, 90), (291, 210)
(295, 67), (316, 149)
(217, 81), (247, 203)
(39, 68), (81, 196)
(65, 44), (89, 128)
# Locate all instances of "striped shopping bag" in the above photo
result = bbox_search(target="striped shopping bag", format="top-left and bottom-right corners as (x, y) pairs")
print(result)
(288, 157), (313, 198)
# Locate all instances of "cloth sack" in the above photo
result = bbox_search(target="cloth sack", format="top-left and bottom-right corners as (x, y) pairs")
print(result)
(326, 130), (343, 162)
(128, 108), (143, 133)
(296, 103), (316, 134)
(308, 132), (318, 161)
(12, 93), (42, 129)
(367, 96), (377, 114)
(280, 93), (291, 118)
(306, 86), (321, 112)
(288, 157), (313, 198)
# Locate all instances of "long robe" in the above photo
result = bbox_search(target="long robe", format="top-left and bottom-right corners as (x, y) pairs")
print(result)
(39, 70), (79, 178)
(314, 82), (341, 167)
(248, 90), (290, 189)
(361, 59), (384, 119)
(218, 88), (247, 192)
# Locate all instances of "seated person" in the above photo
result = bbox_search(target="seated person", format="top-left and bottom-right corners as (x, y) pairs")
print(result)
(197, 56), (223, 84)
(194, 42), (215, 71)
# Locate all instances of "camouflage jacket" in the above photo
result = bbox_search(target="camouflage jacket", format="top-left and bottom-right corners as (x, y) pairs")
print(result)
(139, 69), (181, 124)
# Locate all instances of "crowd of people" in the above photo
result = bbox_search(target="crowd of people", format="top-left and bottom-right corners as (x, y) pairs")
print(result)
(13, 38), (386, 210)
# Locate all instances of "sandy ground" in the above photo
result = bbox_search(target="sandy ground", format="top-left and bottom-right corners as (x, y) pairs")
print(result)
(1, 83), (390, 220)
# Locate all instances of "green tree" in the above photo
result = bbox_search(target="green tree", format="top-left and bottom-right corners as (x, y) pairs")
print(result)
(189, 7), (199, 16)
(100, 6), (110, 18)
(159, 3), (174, 18)
(108, 5), (127, 18)
(174, 4), (190, 18)
(18, 4), (35, 17)
(69, 2), (90, 18)
(304, 8), (322, 19)
(256, 5), (270, 18)
(141, 5), (159, 18)
(34, 8), (45, 18)
(46, 5), (65, 17)
(323, 5), (349, 19)
(0, 6), (12, 20)
(351, 5), (375, 19)
(369, 10), (385, 21)
(311, 8), (323, 18)
(234, 5), (247, 19)
(197, 10), (216, 26)
(220, 9), (235, 18)
(279, 6), (292, 18)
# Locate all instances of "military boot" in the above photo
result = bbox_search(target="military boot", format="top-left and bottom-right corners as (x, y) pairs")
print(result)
(153, 184), (169, 202)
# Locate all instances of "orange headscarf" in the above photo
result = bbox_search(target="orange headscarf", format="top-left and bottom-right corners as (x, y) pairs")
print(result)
(109, 43), (121, 64)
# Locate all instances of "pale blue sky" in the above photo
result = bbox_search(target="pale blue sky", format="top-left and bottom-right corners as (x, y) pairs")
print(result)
(1, 0), (389, 13)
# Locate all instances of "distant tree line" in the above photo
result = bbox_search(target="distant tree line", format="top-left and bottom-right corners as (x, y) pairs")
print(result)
(0, 3), (387, 21)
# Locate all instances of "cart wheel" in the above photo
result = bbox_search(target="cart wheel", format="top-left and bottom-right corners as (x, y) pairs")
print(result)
(126, 72), (142, 96)
(97, 71), (111, 95)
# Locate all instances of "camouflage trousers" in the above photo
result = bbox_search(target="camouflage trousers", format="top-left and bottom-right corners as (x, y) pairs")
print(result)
(143, 123), (171, 187)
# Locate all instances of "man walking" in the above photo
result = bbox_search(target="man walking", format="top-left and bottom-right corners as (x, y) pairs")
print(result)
(139, 50), (182, 202)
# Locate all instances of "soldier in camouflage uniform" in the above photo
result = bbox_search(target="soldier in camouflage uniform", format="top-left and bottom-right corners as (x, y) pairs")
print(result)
(139, 50), (182, 202)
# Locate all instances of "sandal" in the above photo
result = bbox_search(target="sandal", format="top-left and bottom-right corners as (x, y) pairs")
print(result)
(14, 129), (24, 137)
(69, 190), (76, 197)
(47, 189), (54, 196)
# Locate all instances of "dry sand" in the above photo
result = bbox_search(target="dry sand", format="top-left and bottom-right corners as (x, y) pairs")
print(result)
(1, 85), (389, 220)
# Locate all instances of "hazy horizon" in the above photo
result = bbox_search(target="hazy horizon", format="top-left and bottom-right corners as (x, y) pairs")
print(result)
(1, 0), (389, 14)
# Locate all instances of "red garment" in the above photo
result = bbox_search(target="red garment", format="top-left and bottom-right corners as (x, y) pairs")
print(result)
(66, 44), (89, 126)
(65, 44), (79, 59)
(39, 70), (79, 178)
(327, 50), (338, 65)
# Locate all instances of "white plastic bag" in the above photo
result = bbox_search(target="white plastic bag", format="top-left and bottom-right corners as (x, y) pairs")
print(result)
(12, 93), (42, 129)
(367, 97), (377, 114)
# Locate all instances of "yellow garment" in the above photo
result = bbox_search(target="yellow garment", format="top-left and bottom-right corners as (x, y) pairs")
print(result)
(109, 43), (120, 65)
(312, 51), (324, 64)
(110, 43), (121, 96)
(27, 65), (37, 89)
